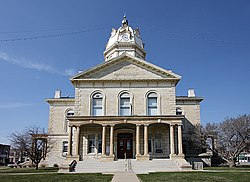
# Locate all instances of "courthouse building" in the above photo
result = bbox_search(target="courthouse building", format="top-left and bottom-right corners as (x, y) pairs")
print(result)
(45, 16), (203, 172)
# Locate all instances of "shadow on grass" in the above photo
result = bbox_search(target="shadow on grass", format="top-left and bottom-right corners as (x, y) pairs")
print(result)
(0, 167), (59, 173)
(204, 166), (250, 171)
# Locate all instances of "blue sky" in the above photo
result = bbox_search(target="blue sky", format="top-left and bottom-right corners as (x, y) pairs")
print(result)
(0, 0), (249, 144)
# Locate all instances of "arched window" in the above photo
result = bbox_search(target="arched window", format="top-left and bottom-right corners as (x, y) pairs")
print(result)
(119, 92), (131, 116)
(147, 92), (157, 115)
(92, 93), (103, 116)
(176, 107), (182, 115)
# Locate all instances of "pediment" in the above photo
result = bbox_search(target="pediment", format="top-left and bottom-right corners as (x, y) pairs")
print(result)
(71, 54), (181, 81)
(81, 61), (165, 80)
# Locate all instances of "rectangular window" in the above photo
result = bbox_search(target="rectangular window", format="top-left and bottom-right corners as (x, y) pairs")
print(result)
(148, 97), (157, 115)
(62, 141), (68, 157)
(88, 134), (96, 153)
(120, 98), (130, 116)
(93, 98), (103, 116)
(155, 134), (162, 153)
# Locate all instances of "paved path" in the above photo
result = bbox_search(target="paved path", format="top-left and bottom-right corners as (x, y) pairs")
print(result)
(111, 172), (140, 182)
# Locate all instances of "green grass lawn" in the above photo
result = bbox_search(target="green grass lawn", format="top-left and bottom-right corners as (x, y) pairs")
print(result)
(1, 166), (250, 182)
(0, 167), (113, 182)
(138, 171), (250, 182)
(0, 173), (113, 182)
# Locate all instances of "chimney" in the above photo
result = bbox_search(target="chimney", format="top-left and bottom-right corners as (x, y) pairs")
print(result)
(54, 90), (61, 99)
(188, 89), (195, 97)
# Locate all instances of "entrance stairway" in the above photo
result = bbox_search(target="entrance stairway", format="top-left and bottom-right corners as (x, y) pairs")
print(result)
(75, 159), (126, 173)
(75, 159), (188, 174)
(131, 159), (181, 174)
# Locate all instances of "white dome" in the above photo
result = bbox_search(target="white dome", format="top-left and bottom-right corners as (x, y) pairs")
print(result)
(104, 16), (146, 61)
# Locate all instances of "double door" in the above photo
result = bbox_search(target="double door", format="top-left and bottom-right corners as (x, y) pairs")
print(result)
(117, 133), (133, 159)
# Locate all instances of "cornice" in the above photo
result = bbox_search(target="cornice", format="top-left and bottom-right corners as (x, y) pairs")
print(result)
(67, 115), (184, 126)
(46, 98), (75, 104)
(72, 78), (179, 83)
(67, 115), (184, 121)
(103, 42), (146, 56)
(176, 96), (203, 102)
(47, 134), (68, 137)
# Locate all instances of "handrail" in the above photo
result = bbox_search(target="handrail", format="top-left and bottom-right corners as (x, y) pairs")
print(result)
(125, 159), (132, 171)
(69, 160), (77, 172)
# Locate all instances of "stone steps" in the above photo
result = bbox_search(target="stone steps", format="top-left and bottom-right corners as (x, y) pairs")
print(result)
(75, 159), (185, 174)
(131, 159), (181, 174)
(76, 160), (126, 173)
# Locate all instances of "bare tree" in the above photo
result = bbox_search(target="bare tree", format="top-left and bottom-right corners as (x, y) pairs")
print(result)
(9, 126), (52, 169)
(202, 115), (250, 167)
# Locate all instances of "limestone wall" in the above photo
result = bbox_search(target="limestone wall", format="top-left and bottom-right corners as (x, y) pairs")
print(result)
(44, 135), (68, 167)
(176, 100), (201, 134)
(48, 101), (74, 134)
(74, 81), (176, 116)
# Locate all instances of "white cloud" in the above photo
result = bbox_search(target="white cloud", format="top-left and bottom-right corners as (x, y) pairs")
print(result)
(0, 51), (76, 76)
(0, 51), (9, 60)
(64, 68), (76, 76)
(0, 102), (33, 109)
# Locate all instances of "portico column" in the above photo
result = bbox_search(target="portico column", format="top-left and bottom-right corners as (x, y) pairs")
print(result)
(102, 125), (106, 156)
(109, 125), (114, 156)
(68, 126), (72, 156)
(136, 124), (141, 156)
(177, 124), (183, 156)
(75, 126), (80, 156)
(144, 124), (149, 155)
(170, 124), (175, 156)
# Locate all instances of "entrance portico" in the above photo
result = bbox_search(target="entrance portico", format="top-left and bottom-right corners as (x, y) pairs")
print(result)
(66, 115), (184, 161)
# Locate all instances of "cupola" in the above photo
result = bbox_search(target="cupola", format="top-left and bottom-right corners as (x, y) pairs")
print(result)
(103, 15), (146, 61)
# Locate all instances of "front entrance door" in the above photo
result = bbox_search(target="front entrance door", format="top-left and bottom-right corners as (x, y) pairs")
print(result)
(117, 133), (133, 159)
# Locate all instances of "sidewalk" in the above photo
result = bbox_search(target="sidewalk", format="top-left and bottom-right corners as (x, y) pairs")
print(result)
(111, 172), (140, 182)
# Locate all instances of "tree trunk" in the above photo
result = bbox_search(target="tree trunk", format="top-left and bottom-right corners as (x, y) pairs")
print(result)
(228, 161), (235, 168)
(35, 163), (39, 170)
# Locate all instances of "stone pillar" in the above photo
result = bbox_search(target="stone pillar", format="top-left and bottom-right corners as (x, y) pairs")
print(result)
(68, 126), (72, 156)
(75, 126), (80, 156)
(102, 125), (106, 156)
(136, 124), (141, 156)
(109, 125), (114, 156)
(144, 124), (149, 155)
(170, 124), (175, 157)
(177, 124), (184, 157)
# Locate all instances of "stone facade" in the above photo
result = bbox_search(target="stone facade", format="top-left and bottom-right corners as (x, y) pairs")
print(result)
(45, 16), (203, 168)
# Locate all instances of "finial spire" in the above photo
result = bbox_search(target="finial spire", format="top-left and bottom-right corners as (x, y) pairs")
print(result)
(122, 14), (128, 26)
